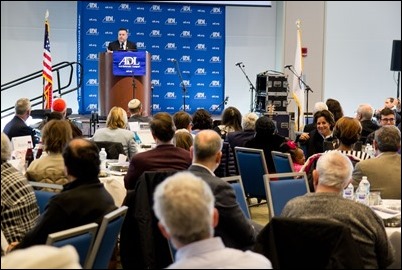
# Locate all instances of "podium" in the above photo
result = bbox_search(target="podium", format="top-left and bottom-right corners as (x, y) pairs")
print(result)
(98, 51), (151, 117)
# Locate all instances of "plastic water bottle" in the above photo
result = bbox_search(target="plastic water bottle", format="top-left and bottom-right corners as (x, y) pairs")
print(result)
(356, 176), (370, 205)
(99, 147), (108, 171)
(343, 183), (354, 200)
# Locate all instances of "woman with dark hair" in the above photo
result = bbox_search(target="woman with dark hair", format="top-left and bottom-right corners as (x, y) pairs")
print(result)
(298, 110), (336, 158)
(191, 109), (213, 134)
(326, 98), (344, 122)
(213, 106), (242, 139)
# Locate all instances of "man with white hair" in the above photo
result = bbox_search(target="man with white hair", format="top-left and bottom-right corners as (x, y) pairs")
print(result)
(281, 151), (394, 269)
(3, 98), (37, 146)
(355, 103), (379, 143)
(153, 171), (272, 269)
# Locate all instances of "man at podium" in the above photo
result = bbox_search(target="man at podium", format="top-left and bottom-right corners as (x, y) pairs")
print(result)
(107, 27), (137, 52)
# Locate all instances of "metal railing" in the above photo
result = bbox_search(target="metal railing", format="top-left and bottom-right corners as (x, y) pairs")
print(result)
(1, 61), (83, 119)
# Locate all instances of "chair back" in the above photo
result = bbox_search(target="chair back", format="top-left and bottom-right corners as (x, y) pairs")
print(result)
(30, 182), (63, 214)
(271, 151), (294, 173)
(214, 142), (238, 177)
(254, 217), (364, 269)
(263, 172), (309, 220)
(93, 141), (125, 159)
(85, 206), (128, 269)
(222, 176), (251, 219)
(46, 223), (98, 267)
(234, 147), (268, 201)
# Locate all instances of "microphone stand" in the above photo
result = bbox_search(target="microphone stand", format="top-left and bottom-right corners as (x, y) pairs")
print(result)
(236, 63), (257, 112)
(173, 60), (188, 111)
(286, 66), (313, 127)
(212, 97), (229, 113)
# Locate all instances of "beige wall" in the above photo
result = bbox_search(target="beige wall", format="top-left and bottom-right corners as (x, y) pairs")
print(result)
(281, 1), (326, 114)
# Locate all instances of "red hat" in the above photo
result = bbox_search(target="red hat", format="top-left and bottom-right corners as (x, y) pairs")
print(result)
(52, 98), (67, 113)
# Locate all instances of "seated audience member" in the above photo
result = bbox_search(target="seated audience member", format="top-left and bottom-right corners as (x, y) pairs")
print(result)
(1, 245), (81, 269)
(326, 98), (344, 123)
(245, 116), (287, 173)
(297, 110), (336, 158)
(11, 138), (117, 250)
(173, 129), (193, 151)
(26, 120), (73, 191)
(226, 112), (258, 148)
(214, 106), (242, 139)
(302, 101), (328, 133)
(1, 133), (39, 244)
(189, 130), (258, 250)
(191, 109), (213, 135)
(366, 107), (397, 145)
(51, 98), (83, 138)
(375, 97), (401, 126)
(127, 98), (151, 123)
(3, 98), (37, 146)
(352, 125), (401, 199)
(355, 103), (379, 144)
(301, 116), (367, 191)
(124, 112), (192, 190)
(153, 171), (272, 269)
(92, 106), (138, 159)
(173, 111), (193, 133)
(281, 151), (394, 269)
(279, 140), (305, 172)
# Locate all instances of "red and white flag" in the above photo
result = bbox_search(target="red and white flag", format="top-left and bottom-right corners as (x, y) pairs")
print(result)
(43, 10), (53, 109)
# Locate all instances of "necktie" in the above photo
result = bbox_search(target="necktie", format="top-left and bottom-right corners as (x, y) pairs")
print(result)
(120, 42), (124, 50)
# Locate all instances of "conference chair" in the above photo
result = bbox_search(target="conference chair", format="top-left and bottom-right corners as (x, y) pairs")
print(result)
(85, 206), (128, 269)
(46, 223), (98, 268)
(254, 217), (364, 269)
(222, 175), (251, 219)
(271, 151), (294, 173)
(29, 182), (63, 214)
(234, 147), (268, 205)
(263, 172), (310, 221)
(93, 141), (125, 160)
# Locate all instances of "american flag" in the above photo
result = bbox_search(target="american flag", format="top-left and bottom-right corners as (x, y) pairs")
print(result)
(43, 10), (53, 109)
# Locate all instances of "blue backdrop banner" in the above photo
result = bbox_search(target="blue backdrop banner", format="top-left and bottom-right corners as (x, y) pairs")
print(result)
(77, 1), (225, 115)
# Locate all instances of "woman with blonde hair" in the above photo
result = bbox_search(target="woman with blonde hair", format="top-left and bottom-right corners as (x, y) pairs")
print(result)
(92, 106), (138, 158)
(26, 119), (73, 189)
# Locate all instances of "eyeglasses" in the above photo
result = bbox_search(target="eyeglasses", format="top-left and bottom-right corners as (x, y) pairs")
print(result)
(381, 118), (395, 123)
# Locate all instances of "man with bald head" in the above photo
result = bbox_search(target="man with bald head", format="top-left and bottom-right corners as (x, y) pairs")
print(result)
(13, 138), (116, 249)
(188, 130), (257, 251)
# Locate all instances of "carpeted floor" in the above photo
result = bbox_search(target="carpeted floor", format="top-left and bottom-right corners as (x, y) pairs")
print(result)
(249, 199), (269, 227)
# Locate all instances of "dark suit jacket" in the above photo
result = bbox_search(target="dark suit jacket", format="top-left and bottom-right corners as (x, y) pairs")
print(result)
(17, 177), (116, 249)
(245, 134), (287, 173)
(3, 116), (36, 146)
(107, 40), (137, 51)
(188, 165), (256, 250)
(226, 130), (255, 149)
(124, 144), (191, 190)
(359, 119), (379, 143)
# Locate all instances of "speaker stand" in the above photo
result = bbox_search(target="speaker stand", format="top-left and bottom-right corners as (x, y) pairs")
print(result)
(397, 72), (400, 99)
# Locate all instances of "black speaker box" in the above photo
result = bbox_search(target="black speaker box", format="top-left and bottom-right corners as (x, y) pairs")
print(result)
(391, 40), (401, 71)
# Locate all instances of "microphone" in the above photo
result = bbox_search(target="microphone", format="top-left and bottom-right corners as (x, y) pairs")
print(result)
(224, 96), (229, 104)
(235, 62), (243, 66)
(284, 65), (292, 69)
